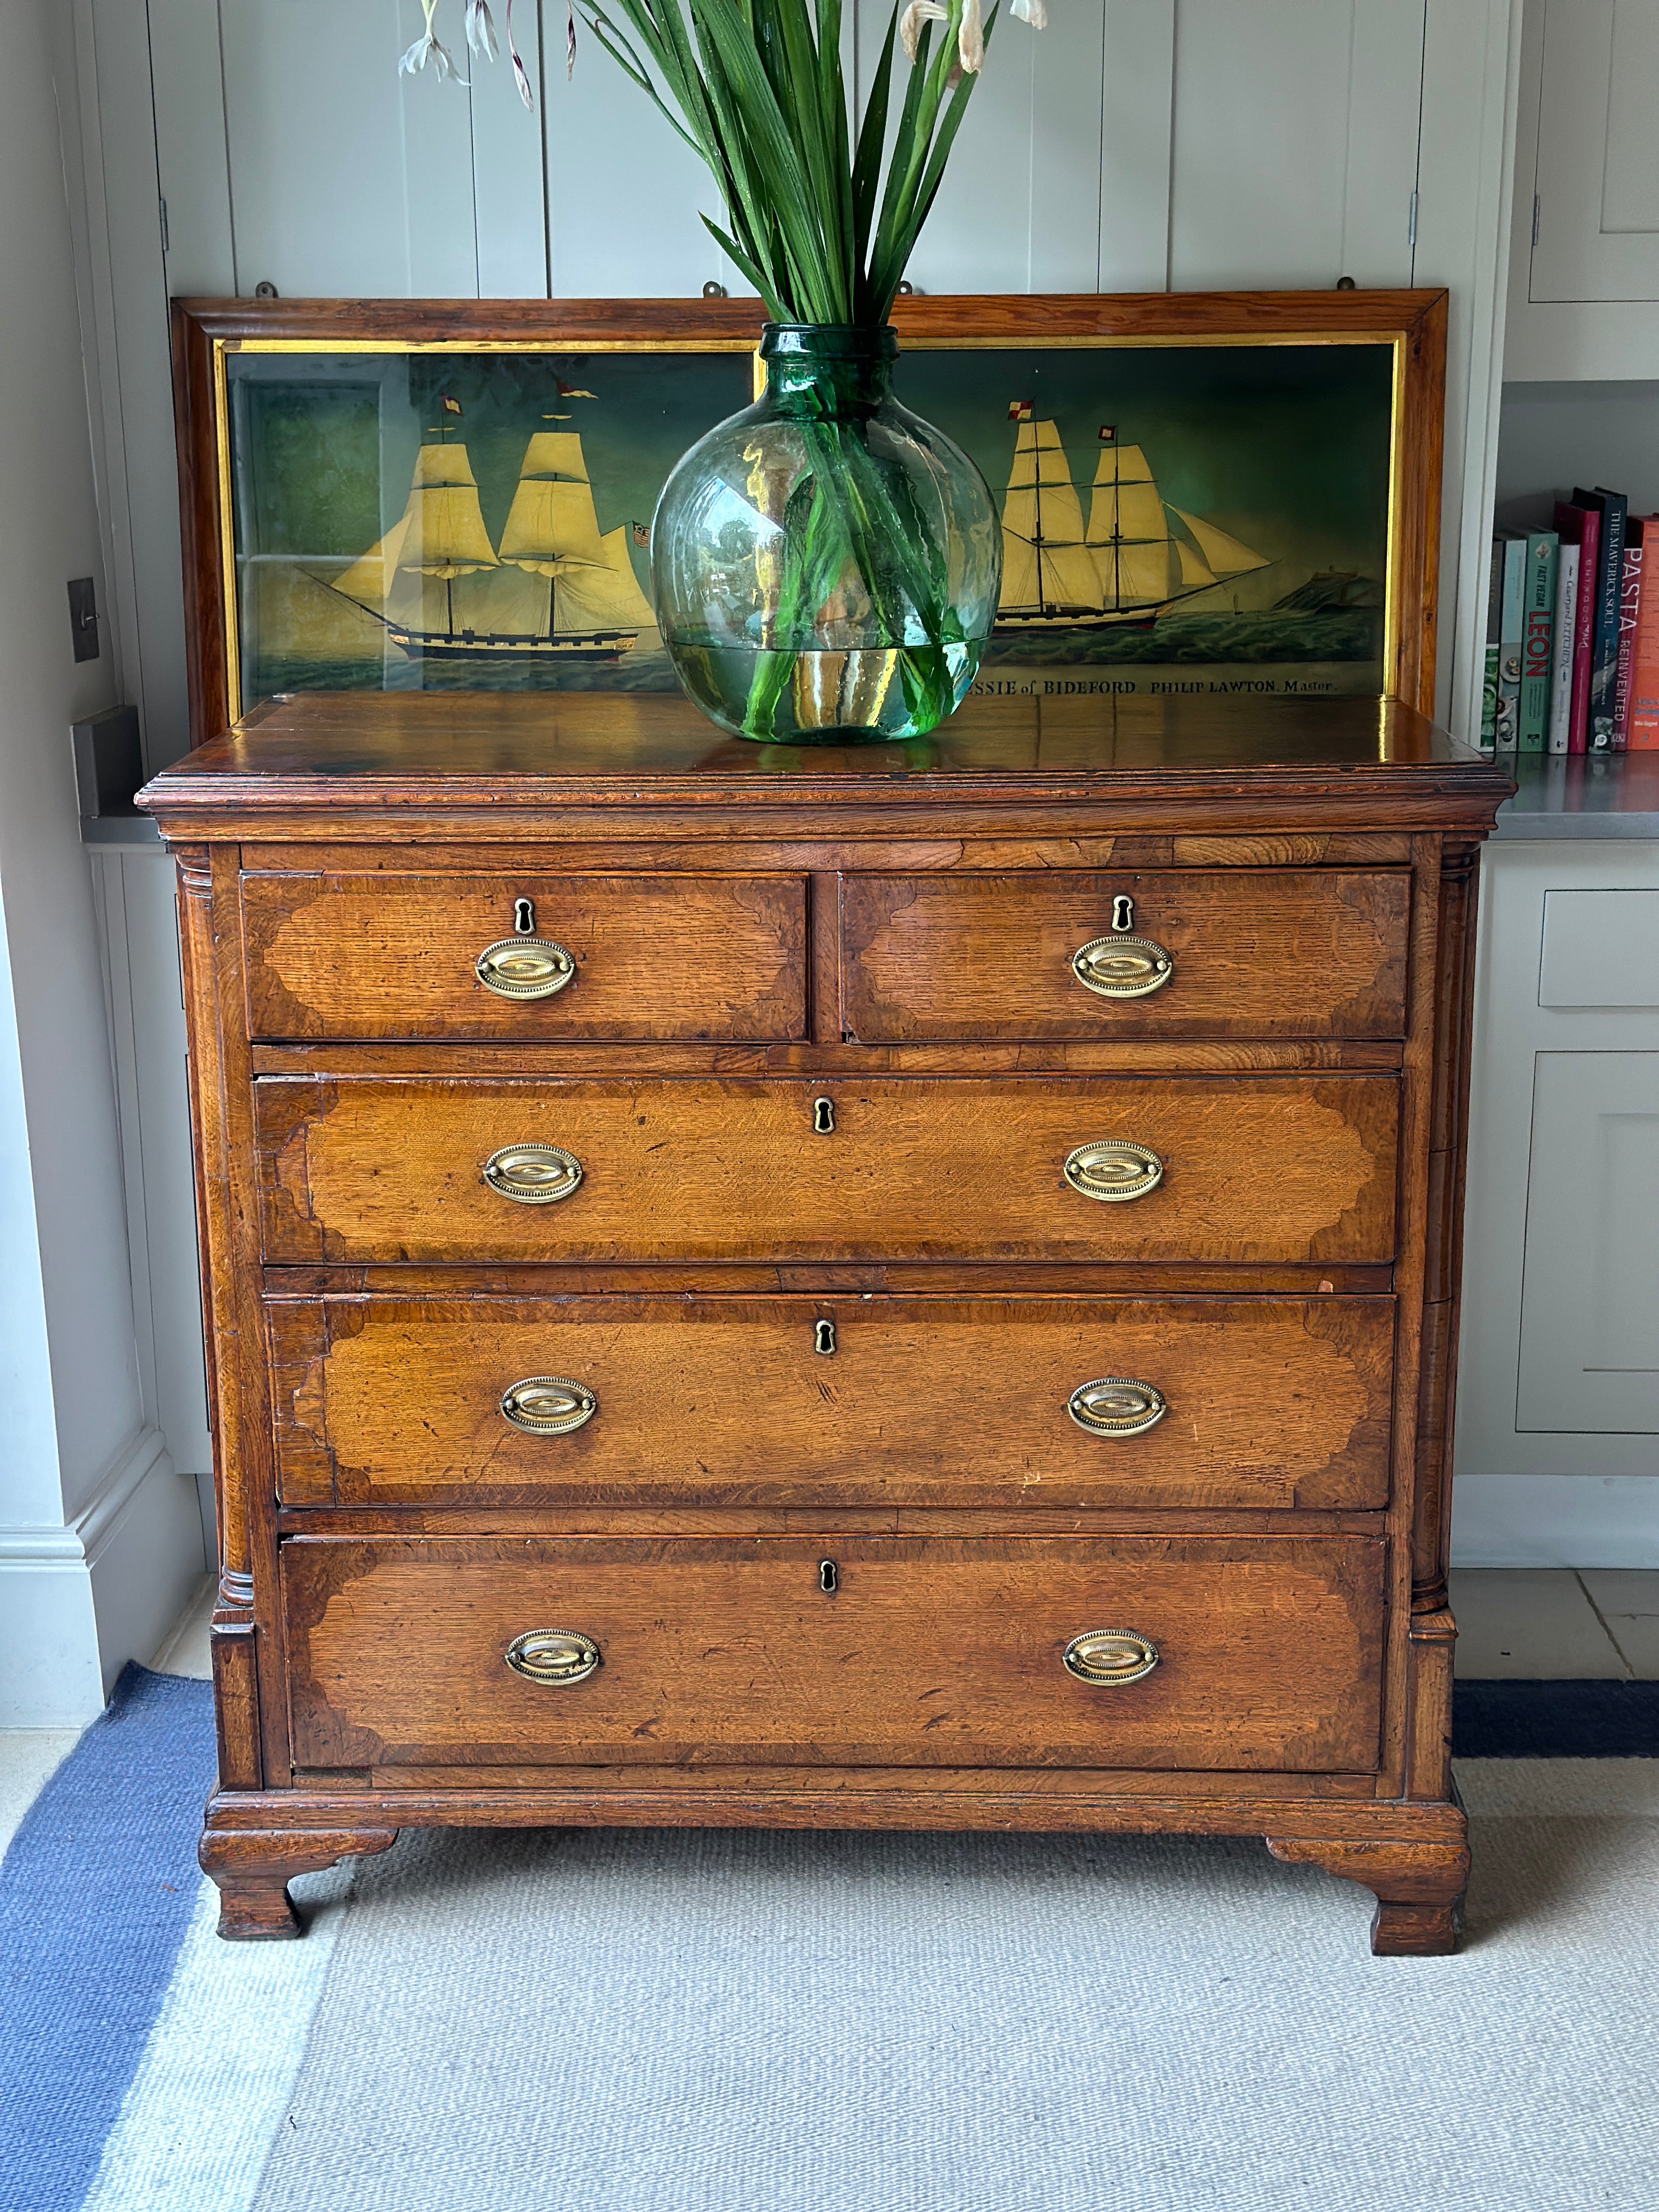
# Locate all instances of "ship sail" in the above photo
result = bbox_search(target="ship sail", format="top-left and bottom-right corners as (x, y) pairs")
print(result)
(329, 443), (498, 636)
(1000, 422), (1102, 615)
(499, 430), (655, 636)
(1168, 505), (1271, 583)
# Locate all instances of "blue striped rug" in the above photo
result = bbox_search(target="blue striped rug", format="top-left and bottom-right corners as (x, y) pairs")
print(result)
(5, 1673), (1658, 2211)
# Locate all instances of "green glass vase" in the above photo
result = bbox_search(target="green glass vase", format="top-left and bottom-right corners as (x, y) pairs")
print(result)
(650, 324), (1001, 743)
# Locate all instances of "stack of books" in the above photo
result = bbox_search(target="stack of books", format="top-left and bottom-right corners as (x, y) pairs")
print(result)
(1482, 489), (1659, 753)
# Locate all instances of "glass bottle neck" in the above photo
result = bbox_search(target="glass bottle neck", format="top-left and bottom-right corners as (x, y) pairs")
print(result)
(760, 324), (896, 417)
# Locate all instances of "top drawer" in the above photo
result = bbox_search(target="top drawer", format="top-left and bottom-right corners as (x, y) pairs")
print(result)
(239, 872), (807, 1042)
(840, 871), (1409, 1040)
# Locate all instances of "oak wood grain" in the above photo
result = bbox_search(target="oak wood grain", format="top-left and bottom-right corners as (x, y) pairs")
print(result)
(255, 1074), (1398, 1266)
(241, 872), (805, 1042)
(280, 1534), (1385, 1773)
(266, 1293), (1394, 1512)
(841, 870), (1409, 1041)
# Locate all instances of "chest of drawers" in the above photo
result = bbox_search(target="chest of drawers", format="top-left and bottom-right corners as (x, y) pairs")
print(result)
(139, 689), (1508, 1956)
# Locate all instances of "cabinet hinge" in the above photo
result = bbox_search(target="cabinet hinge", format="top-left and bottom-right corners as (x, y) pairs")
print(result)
(1407, 189), (1418, 252)
(1532, 192), (1541, 249)
(159, 195), (170, 253)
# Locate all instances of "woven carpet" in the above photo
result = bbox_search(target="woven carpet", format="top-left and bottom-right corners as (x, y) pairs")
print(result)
(8, 1681), (1659, 2211)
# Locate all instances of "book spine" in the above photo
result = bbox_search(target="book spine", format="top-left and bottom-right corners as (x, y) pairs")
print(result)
(1519, 531), (1557, 752)
(1629, 519), (1659, 749)
(1589, 492), (1628, 751)
(1481, 538), (1503, 749)
(1614, 521), (1645, 751)
(1496, 534), (1526, 752)
(1548, 542), (1579, 755)
(1568, 506), (1599, 753)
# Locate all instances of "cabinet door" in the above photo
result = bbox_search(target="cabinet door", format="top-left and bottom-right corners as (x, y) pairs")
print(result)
(1532, 0), (1659, 303)
(1517, 1052), (1659, 1432)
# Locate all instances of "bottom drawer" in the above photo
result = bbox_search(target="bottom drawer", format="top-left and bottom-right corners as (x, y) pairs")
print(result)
(282, 1537), (1384, 1774)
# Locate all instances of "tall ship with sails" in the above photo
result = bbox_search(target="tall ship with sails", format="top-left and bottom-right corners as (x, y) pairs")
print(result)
(997, 420), (1270, 632)
(326, 430), (655, 663)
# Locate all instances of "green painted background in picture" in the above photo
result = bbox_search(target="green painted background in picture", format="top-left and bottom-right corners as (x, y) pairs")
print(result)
(226, 339), (1393, 712)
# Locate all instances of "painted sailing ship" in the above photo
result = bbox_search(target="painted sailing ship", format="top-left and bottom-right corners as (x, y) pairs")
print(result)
(325, 430), (655, 663)
(997, 420), (1271, 631)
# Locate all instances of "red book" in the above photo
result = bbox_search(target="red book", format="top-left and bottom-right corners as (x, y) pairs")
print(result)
(1554, 500), (1600, 753)
(1614, 520), (1647, 749)
(1628, 517), (1659, 749)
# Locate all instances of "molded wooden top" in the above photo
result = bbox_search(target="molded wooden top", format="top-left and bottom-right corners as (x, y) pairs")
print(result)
(138, 690), (1511, 841)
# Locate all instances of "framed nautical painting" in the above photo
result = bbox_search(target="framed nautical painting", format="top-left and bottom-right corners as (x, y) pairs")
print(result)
(171, 292), (1444, 747)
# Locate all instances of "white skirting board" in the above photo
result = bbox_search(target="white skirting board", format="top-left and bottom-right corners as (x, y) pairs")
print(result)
(0, 1426), (208, 1725)
(1452, 1474), (1659, 1569)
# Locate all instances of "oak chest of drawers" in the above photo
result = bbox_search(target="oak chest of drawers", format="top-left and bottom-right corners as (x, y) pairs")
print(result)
(139, 689), (1509, 1955)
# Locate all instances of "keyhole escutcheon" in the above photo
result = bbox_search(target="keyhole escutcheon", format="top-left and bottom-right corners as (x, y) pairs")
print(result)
(812, 1096), (835, 1134)
(814, 1319), (837, 1356)
(819, 1559), (838, 1594)
(514, 897), (536, 935)
(1111, 894), (1135, 933)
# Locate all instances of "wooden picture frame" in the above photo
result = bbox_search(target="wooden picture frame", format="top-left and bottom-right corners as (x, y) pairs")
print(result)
(171, 290), (1446, 751)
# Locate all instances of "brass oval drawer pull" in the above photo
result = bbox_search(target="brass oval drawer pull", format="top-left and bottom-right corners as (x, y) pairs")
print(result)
(1072, 934), (1173, 1000)
(1062, 1139), (1163, 1203)
(476, 936), (576, 1001)
(1067, 1376), (1166, 1437)
(1063, 1630), (1159, 1686)
(482, 1142), (583, 1205)
(504, 1629), (600, 1685)
(500, 1375), (597, 1435)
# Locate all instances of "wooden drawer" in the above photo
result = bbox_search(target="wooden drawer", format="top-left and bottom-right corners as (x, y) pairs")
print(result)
(269, 1294), (1395, 1511)
(239, 871), (806, 1041)
(281, 1536), (1385, 1772)
(840, 871), (1409, 1040)
(256, 1075), (1397, 1265)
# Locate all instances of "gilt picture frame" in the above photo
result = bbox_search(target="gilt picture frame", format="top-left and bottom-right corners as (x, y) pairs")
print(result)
(171, 290), (1446, 749)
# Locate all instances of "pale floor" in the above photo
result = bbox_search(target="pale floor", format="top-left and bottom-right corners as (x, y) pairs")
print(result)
(2, 1574), (1657, 1861)
(0, 1574), (213, 1859)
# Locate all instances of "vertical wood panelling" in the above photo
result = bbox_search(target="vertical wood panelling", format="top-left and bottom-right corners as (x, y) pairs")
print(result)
(86, 0), (194, 768)
(471, 2), (550, 297)
(218, 0), (479, 297)
(1342, 0), (1426, 286)
(544, 39), (722, 295)
(147, 0), (236, 296)
(1170, 1), (1369, 288)
(1098, 0), (1174, 290)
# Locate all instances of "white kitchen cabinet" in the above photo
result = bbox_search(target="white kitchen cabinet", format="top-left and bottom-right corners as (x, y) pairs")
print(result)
(1506, 0), (1659, 376)
(1454, 837), (1659, 1564)
(1516, 1051), (1659, 1432)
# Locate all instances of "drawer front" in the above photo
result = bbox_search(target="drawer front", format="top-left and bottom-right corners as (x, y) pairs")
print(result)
(257, 1076), (1397, 1265)
(269, 1295), (1395, 1511)
(840, 871), (1409, 1041)
(240, 872), (806, 1041)
(282, 1536), (1385, 1772)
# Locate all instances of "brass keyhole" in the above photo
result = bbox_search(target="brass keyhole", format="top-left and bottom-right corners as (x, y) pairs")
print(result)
(514, 898), (536, 935)
(812, 1096), (835, 1134)
(814, 1319), (836, 1356)
(819, 1559), (838, 1594)
(1112, 894), (1134, 933)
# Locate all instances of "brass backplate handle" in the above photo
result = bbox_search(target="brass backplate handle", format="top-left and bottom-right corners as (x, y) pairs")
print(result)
(1071, 934), (1173, 1000)
(476, 936), (576, 1001)
(504, 1629), (601, 1685)
(482, 1142), (584, 1205)
(1067, 1376), (1167, 1437)
(500, 1375), (598, 1436)
(1062, 1140), (1164, 1203)
(1063, 1630), (1159, 1686)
